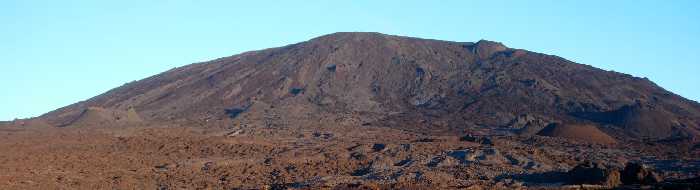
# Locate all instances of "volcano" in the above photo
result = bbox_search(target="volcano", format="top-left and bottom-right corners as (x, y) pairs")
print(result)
(39, 32), (700, 141)
(3, 32), (700, 189)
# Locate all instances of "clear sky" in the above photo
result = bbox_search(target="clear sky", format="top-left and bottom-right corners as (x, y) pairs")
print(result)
(1, 0), (699, 121)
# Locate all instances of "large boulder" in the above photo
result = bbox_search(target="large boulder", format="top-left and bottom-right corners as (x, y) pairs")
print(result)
(567, 161), (621, 187)
(621, 162), (663, 185)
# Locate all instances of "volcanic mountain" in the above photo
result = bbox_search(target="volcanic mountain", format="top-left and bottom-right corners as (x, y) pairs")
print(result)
(4, 32), (700, 189)
(35, 32), (700, 143)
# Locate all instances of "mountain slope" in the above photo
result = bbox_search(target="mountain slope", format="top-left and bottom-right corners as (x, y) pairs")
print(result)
(39, 32), (700, 142)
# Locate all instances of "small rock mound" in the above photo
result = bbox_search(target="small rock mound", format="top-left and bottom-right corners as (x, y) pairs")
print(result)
(572, 103), (682, 139)
(536, 124), (617, 144)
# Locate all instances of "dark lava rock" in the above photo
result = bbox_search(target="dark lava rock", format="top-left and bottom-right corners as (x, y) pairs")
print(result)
(263, 158), (273, 166)
(371, 143), (386, 152)
(312, 132), (334, 139)
(326, 64), (337, 72)
(567, 161), (621, 187)
(201, 162), (214, 172)
(332, 183), (378, 190)
(394, 159), (412, 167)
(224, 107), (247, 119)
(414, 138), (439, 143)
(154, 164), (170, 172)
(350, 152), (366, 160)
(351, 166), (373, 176)
(289, 87), (305, 95)
(622, 162), (663, 185)
(460, 134), (493, 145)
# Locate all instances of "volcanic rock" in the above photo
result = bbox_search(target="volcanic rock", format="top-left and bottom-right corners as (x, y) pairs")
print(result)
(567, 161), (621, 187)
(460, 134), (493, 145)
(622, 162), (663, 185)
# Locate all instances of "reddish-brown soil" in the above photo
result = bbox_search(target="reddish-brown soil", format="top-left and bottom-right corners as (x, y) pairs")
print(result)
(1, 123), (697, 189)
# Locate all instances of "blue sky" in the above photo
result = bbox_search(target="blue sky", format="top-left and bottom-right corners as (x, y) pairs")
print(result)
(1, 0), (699, 120)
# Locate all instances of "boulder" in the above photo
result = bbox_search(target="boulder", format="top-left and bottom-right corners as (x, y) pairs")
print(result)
(567, 161), (621, 187)
(622, 162), (663, 184)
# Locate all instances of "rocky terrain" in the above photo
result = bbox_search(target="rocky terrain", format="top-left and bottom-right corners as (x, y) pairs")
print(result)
(2, 32), (699, 189)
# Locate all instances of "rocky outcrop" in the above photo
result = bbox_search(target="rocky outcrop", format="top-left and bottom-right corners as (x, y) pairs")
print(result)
(621, 162), (663, 185)
(565, 161), (666, 187)
(567, 161), (621, 187)
(506, 114), (553, 137)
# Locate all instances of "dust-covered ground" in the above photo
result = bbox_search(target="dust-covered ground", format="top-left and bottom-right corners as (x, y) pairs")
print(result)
(1, 123), (698, 190)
